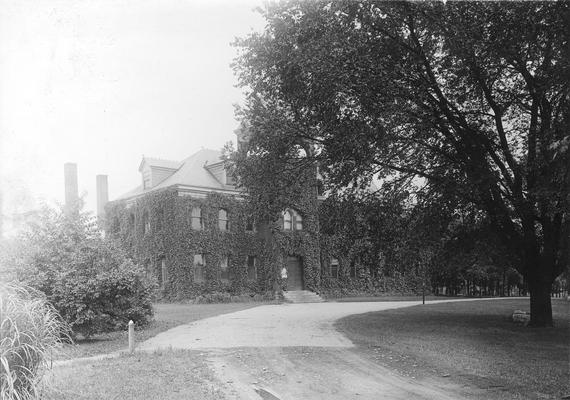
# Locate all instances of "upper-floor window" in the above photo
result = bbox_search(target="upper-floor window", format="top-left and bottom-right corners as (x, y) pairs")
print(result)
(191, 206), (202, 230)
(282, 209), (303, 231)
(111, 216), (120, 234)
(218, 209), (229, 231)
(330, 258), (339, 279)
(247, 256), (257, 280)
(194, 254), (205, 282)
(142, 210), (150, 234)
(283, 210), (293, 230)
(156, 208), (164, 231)
(245, 216), (256, 232)
(220, 256), (229, 282)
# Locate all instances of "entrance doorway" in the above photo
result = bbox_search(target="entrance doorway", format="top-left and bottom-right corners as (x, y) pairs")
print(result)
(286, 256), (303, 290)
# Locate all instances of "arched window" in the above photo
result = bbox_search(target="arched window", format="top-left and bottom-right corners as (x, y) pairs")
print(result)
(283, 210), (293, 231)
(218, 209), (229, 231)
(295, 212), (303, 230)
(191, 206), (202, 230)
(282, 209), (303, 231)
(142, 210), (150, 234)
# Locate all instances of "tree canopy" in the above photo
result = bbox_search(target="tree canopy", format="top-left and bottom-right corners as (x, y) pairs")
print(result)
(232, 1), (569, 326)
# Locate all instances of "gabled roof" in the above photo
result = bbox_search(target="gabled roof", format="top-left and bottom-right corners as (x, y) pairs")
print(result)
(138, 157), (182, 172)
(116, 149), (233, 201)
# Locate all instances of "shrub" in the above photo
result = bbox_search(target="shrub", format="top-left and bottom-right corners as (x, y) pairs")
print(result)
(49, 260), (155, 338)
(0, 282), (70, 400)
(5, 204), (155, 337)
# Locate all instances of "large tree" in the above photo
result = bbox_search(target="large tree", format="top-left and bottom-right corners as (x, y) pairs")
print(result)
(233, 1), (569, 326)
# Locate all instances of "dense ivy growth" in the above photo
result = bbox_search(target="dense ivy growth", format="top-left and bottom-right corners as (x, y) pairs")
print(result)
(105, 188), (322, 300)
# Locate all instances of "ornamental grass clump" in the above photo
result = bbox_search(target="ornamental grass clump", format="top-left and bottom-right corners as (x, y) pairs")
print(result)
(0, 282), (70, 400)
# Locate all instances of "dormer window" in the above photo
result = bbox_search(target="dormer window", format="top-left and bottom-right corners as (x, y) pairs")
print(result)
(218, 209), (229, 231)
(282, 209), (303, 231)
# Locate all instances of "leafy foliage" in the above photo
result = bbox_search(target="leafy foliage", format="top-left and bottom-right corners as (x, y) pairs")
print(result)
(233, 1), (569, 325)
(0, 282), (70, 400)
(7, 205), (154, 337)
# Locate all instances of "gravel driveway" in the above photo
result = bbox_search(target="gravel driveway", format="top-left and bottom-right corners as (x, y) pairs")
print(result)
(139, 300), (489, 399)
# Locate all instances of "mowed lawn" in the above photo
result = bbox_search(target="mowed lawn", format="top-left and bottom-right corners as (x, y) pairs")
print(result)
(57, 302), (269, 360)
(336, 298), (570, 400)
(46, 350), (225, 400)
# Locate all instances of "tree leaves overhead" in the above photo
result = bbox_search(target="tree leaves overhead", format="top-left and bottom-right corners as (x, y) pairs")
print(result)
(233, 1), (569, 326)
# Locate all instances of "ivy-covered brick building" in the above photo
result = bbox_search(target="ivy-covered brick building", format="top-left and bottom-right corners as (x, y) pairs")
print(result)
(105, 149), (322, 299)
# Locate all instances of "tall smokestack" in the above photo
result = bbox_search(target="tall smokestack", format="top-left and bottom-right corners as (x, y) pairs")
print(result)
(64, 163), (78, 210)
(96, 174), (109, 221)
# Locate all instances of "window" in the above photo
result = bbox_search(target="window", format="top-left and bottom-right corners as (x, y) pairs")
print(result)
(220, 256), (229, 282)
(295, 213), (303, 231)
(317, 178), (325, 197)
(283, 210), (293, 230)
(282, 209), (303, 231)
(129, 213), (135, 230)
(156, 208), (163, 231)
(247, 256), (257, 280)
(194, 254), (205, 282)
(191, 206), (202, 230)
(245, 216), (255, 232)
(330, 258), (339, 278)
(143, 171), (151, 189)
(142, 211), (150, 234)
(157, 257), (167, 287)
(218, 209), (229, 231)
(111, 216), (120, 234)
(350, 260), (357, 278)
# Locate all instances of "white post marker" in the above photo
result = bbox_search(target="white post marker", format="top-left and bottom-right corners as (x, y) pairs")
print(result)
(128, 320), (135, 353)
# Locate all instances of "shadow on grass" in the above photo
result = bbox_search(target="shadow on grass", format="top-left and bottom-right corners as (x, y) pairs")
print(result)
(336, 298), (569, 400)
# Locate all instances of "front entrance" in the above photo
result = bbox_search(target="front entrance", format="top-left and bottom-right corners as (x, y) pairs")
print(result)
(286, 256), (303, 290)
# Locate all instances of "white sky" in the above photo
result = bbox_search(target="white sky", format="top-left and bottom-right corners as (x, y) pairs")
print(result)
(0, 0), (265, 221)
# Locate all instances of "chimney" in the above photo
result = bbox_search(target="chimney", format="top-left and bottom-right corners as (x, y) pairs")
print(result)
(96, 175), (109, 221)
(64, 163), (78, 210)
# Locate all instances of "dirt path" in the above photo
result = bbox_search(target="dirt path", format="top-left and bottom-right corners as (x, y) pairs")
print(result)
(139, 300), (495, 399)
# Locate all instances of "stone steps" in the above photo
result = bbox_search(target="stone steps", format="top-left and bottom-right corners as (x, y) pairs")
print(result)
(283, 290), (325, 303)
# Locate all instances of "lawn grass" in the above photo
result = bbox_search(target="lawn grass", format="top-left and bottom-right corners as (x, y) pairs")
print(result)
(329, 295), (460, 302)
(44, 350), (225, 400)
(56, 302), (268, 360)
(336, 298), (570, 400)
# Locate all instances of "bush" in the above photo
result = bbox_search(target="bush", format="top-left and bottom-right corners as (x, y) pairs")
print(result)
(0, 282), (70, 400)
(49, 260), (155, 338)
(5, 204), (155, 337)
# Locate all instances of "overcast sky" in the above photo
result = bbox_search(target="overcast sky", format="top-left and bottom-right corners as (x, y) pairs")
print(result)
(0, 0), (265, 222)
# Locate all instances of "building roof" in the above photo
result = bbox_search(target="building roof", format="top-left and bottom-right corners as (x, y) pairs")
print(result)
(116, 149), (232, 201)
(138, 157), (182, 172)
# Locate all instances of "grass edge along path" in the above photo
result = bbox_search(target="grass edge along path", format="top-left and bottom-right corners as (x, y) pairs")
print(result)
(335, 298), (570, 400)
(56, 301), (271, 360)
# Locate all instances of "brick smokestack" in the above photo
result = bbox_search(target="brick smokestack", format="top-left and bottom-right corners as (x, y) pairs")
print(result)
(96, 174), (109, 221)
(64, 163), (78, 210)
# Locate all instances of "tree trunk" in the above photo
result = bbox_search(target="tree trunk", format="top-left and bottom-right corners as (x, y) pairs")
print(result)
(528, 278), (553, 327)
